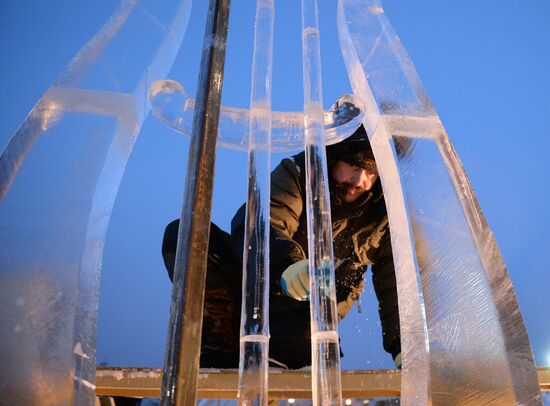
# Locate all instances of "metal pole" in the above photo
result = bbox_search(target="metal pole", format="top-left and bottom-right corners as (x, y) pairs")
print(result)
(160, 0), (231, 404)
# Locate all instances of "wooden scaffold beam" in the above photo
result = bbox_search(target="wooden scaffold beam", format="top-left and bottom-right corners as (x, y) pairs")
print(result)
(96, 366), (550, 400)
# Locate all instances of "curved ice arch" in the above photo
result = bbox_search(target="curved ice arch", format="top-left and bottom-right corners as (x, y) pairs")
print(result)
(338, 0), (541, 404)
(0, 1), (193, 404)
(149, 79), (365, 152)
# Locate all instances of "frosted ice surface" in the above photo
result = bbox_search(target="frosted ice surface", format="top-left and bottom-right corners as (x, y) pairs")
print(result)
(337, 0), (541, 404)
(0, 1), (192, 404)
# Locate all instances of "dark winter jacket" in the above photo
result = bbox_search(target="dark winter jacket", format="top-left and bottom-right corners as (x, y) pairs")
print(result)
(230, 151), (401, 360)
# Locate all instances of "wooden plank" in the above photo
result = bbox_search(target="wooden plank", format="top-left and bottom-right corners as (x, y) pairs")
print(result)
(95, 366), (550, 400)
(539, 367), (550, 392)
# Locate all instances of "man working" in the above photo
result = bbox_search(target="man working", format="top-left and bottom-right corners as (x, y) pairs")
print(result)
(162, 125), (401, 369)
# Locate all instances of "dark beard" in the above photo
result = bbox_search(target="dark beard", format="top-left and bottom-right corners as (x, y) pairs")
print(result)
(334, 182), (364, 205)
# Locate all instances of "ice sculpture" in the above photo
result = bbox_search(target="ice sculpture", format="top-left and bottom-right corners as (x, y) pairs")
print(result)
(338, 0), (541, 404)
(0, 0), (192, 404)
(237, 0), (274, 404)
(0, 0), (541, 404)
(301, 0), (343, 404)
(149, 81), (365, 151)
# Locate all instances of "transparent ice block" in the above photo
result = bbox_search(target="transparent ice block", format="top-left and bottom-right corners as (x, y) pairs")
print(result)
(0, 0), (192, 403)
(337, 0), (541, 404)
(149, 82), (366, 153)
(237, 0), (274, 404)
(302, 0), (343, 404)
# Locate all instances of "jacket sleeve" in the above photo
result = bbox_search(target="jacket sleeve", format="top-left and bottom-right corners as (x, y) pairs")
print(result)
(336, 276), (366, 321)
(231, 157), (307, 293)
(371, 231), (401, 360)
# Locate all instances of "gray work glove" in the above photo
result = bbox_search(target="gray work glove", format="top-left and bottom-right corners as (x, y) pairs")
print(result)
(280, 259), (310, 301)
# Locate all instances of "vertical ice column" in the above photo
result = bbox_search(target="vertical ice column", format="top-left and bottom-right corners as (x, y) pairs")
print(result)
(237, 0), (274, 405)
(301, 0), (343, 404)
(0, 1), (192, 404)
(338, 0), (541, 404)
(160, 0), (230, 405)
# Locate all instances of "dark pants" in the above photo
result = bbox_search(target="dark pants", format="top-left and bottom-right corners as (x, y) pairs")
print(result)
(162, 220), (312, 369)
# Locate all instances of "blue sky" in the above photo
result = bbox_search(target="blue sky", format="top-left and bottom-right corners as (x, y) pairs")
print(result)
(1, 0), (549, 371)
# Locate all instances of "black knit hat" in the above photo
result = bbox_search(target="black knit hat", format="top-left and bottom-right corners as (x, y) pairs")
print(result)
(327, 125), (377, 174)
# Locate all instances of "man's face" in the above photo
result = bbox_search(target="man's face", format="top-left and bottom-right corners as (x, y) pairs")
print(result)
(332, 160), (379, 203)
